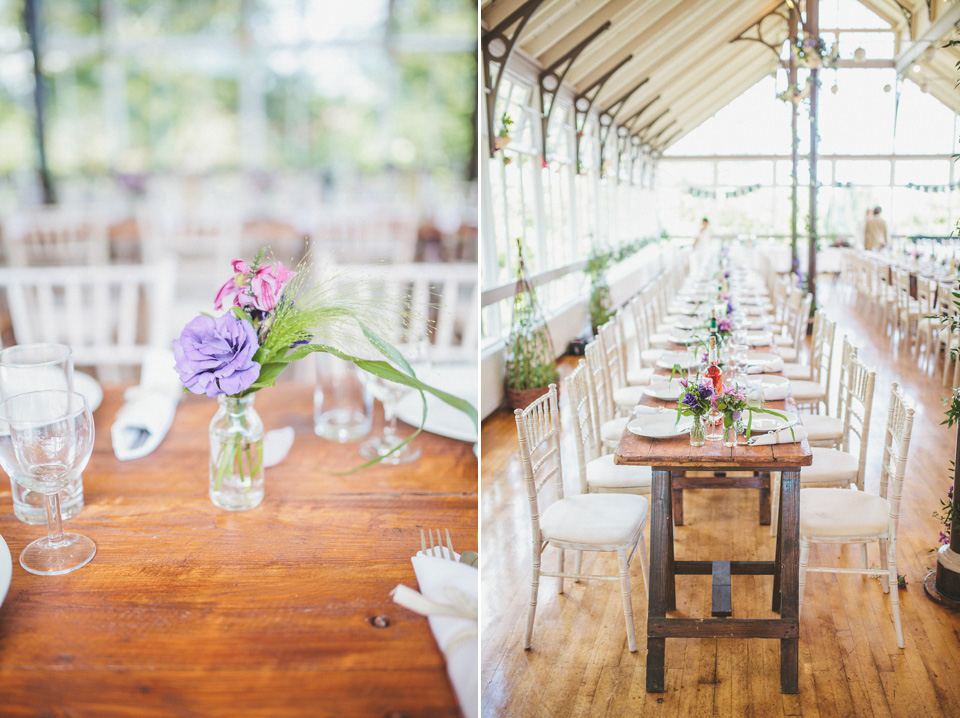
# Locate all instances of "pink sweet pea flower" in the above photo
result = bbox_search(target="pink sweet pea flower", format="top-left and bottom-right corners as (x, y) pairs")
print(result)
(249, 261), (296, 312)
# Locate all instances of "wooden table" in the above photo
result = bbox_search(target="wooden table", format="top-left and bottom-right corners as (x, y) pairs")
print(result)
(614, 345), (812, 694)
(0, 385), (478, 717)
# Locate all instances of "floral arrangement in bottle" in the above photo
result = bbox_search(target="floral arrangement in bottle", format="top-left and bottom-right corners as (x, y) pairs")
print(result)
(676, 375), (714, 446)
(173, 249), (476, 510)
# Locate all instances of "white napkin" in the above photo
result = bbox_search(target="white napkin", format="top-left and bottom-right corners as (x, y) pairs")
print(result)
(749, 425), (808, 445)
(745, 356), (784, 374)
(394, 553), (478, 718)
(761, 382), (790, 401)
(111, 349), (181, 461)
(633, 404), (663, 416)
(263, 426), (295, 467)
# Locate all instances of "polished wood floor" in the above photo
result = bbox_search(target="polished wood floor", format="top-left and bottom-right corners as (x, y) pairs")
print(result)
(480, 279), (960, 717)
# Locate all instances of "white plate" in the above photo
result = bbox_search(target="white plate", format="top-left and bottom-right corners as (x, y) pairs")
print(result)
(670, 303), (701, 316)
(74, 371), (103, 413)
(643, 379), (685, 401)
(627, 413), (693, 438)
(0, 534), (10, 608)
(744, 352), (781, 368)
(672, 317), (702, 330)
(395, 363), (477, 443)
(757, 375), (790, 390)
(656, 352), (700, 371)
(669, 332), (704, 346)
(745, 410), (799, 433)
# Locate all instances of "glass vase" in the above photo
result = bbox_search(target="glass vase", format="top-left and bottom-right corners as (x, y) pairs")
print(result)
(706, 408), (723, 442)
(689, 415), (706, 447)
(722, 421), (740, 448)
(209, 395), (264, 511)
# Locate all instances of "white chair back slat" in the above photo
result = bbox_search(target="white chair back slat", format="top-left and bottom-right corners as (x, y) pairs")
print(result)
(565, 361), (599, 495)
(842, 355), (877, 490)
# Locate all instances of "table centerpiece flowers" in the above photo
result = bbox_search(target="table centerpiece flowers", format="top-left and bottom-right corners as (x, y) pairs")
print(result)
(676, 375), (714, 447)
(173, 249), (477, 511)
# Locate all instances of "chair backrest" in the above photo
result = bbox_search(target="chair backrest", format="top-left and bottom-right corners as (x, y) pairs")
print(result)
(841, 354), (877, 490)
(879, 383), (915, 537)
(810, 311), (836, 394)
(598, 318), (625, 392)
(0, 258), (176, 381)
(4, 206), (110, 266)
(628, 294), (651, 354)
(329, 262), (478, 362)
(778, 287), (802, 329)
(916, 277), (936, 316)
(584, 337), (615, 425)
(565, 360), (600, 494)
(312, 204), (419, 264)
(514, 384), (563, 541)
(789, 293), (813, 354)
(834, 336), (858, 421)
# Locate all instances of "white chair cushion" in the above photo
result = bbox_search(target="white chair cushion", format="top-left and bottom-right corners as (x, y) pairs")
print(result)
(541, 493), (648, 546)
(601, 417), (629, 444)
(779, 347), (799, 362)
(790, 379), (826, 401)
(587, 454), (652, 490)
(626, 367), (654, 385)
(774, 335), (793, 347)
(802, 447), (859, 485)
(803, 415), (844, 441)
(640, 348), (662, 366)
(800, 488), (890, 537)
(782, 363), (812, 380)
(614, 385), (645, 409)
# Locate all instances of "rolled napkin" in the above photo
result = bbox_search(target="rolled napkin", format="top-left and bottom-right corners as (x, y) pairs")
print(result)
(263, 426), (295, 467)
(633, 404), (664, 416)
(111, 349), (181, 461)
(749, 425), (808, 445)
(761, 382), (790, 401)
(745, 356), (784, 374)
(393, 553), (478, 718)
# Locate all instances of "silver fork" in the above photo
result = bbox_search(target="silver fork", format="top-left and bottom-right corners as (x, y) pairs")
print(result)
(420, 528), (456, 560)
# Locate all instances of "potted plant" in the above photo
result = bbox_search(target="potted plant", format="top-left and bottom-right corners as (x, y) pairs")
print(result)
(494, 112), (514, 151)
(585, 246), (614, 334)
(504, 237), (560, 409)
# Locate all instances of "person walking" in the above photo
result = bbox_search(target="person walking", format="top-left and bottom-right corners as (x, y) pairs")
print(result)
(864, 206), (888, 251)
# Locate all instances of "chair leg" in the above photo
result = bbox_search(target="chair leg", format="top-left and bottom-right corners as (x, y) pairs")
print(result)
(860, 543), (869, 571)
(799, 537), (810, 618)
(770, 472), (781, 537)
(523, 551), (541, 650)
(637, 535), (649, 598)
(888, 538), (904, 649)
(878, 538), (889, 593)
(574, 550), (583, 582)
(617, 548), (637, 652)
(558, 548), (565, 595)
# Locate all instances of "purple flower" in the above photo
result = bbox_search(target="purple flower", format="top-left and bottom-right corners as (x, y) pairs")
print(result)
(173, 314), (261, 398)
(681, 393), (700, 411)
(732, 410), (742, 421)
(718, 318), (733, 333)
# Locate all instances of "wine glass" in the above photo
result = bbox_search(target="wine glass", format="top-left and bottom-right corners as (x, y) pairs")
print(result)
(0, 390), (96, 575)
(359, 339), (429, 464)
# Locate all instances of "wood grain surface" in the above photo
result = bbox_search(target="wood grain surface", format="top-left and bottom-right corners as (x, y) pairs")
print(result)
(0, 385), (478, 718)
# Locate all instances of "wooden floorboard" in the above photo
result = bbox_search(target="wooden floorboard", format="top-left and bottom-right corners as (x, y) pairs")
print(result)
(480, 279), (960, 717)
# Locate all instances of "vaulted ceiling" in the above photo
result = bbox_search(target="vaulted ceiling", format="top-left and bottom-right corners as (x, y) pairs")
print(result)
(480, 0), (960, 155)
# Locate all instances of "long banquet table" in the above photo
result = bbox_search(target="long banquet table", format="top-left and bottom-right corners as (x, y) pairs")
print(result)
(0, 385), (478, 716)
(615, 335), (812, 694)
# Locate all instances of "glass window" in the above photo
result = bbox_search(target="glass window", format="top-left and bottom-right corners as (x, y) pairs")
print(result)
(834, 159), (891, 185)
(818, 69), (896, 155)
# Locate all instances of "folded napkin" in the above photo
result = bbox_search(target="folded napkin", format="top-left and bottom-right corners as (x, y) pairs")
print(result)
(761, 382), (791, 401)
(393, 552), (478, 718)
(633, 404), (664, 416)
(749, 425), (808, 445)
(111, 349), (181, 461)
(745, 356), (784, 374)
(263, 426), (295, 468)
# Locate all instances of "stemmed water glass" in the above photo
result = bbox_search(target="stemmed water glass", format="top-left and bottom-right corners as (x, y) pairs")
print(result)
(359, 339), (429, 464)
(0, 390), (96, 575)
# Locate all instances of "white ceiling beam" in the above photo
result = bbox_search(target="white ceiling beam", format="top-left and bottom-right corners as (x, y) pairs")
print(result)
(535, 0), (644, 67)
(525, 0), (636, 59)
(894, 0), (960, 73)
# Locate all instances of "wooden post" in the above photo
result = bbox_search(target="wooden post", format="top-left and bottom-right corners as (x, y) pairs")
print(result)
(24, 0), (55, 204)
(789, 12), (799, 272)
(807, 0), (818, 313)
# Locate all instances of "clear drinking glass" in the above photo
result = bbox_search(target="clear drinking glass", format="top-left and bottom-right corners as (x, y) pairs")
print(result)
(314, 354), (373, 442)
(358, 340), (428, 464)
(0, 390), (96, 575)
(0, 344), (84, 524)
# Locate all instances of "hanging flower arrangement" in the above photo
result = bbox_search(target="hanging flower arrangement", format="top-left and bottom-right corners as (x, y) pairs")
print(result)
(777, 77), (813, 105)
(792, 33), (839, 70)
(493, 112), (514, 151)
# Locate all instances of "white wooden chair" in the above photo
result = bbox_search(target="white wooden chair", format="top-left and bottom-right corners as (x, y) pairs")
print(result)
(893, 269), (922, 352)
(618, 304), (654, 386)
(0, 258), (176, 382)
(514, 385), (648, 651)
(776, 291), (813, 363)
(598, 318), (645, 417)
(799, 383), (915, 648)
(803, 336), (857, 448)
(4, 206), (110, 266)
(779, 294), (814, 380)
(330, 263), (478, 363)
(584, 339), (627, 452)
(627, 294), (663, 370)
(566, 360), (652, 496)
(789, 312), (836, 414)
(771, 353), (876, 536)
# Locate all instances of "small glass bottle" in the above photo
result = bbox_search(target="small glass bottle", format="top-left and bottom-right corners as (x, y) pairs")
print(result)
(209, 395), (265, 511)
(705, 336), (724, 441)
